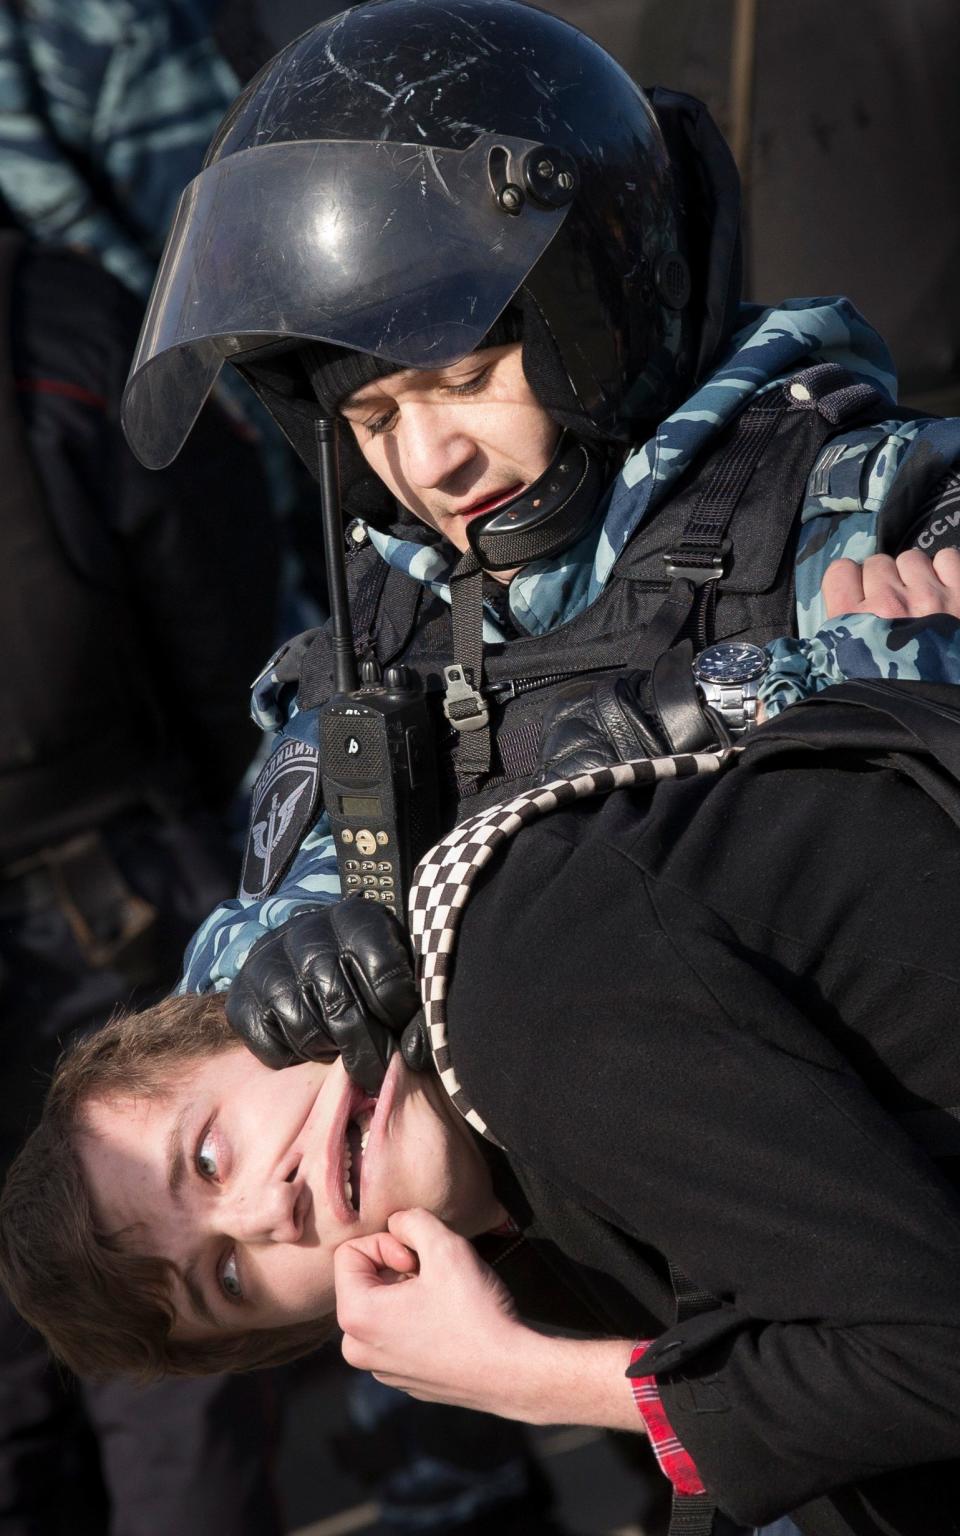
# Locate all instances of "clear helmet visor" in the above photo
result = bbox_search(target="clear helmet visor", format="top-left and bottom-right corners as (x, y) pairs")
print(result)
(122, 134), (573, 467)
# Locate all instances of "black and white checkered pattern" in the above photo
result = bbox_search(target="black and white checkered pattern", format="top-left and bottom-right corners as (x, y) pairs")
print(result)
(408, 750), (739, 1142)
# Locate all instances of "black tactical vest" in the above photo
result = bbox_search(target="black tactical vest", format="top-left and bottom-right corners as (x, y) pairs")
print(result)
(0, 235), (166, 861)
(291, 365), (914, 822)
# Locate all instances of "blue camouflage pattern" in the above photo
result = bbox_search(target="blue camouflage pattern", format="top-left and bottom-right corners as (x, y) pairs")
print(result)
(179, 294), (960, 993)
(0, 0), (238, 297)
(765, 412), (960, 712)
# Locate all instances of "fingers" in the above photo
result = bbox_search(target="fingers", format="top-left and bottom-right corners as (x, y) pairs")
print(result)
(226, 960), (299, 1068)
(337, 1027), (395, 1097)
(335, 1231), (419, 1337)
(932, 547), (960, 611)
(821, 556), (865, 618)
(333, 901), (420, 1028)
(336, 1227), (422, 1371)
(335, 1230), (418, 1288)
(386, 1207), (454, 1251)
(895, 548), (952, 609)
(823, 549), (960, 621)
(861, 553), (914, 617)
(889, 548), (960, 618)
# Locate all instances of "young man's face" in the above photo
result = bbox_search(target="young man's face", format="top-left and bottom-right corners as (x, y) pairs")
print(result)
(77, 1049), (496, 1341)
(340, 341), (560, 556)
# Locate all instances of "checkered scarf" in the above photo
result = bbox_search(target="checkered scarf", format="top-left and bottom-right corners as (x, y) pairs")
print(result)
(408, 750), (740, 1143)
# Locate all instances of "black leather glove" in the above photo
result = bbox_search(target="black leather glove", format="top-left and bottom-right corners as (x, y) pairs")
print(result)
(536, 643), (726, 782)
(226, 901), (422, 1093)
(537, 670), (670, 781)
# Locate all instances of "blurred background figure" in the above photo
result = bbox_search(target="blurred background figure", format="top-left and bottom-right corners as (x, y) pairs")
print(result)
(0, 0), (245, 300)
(0, 0), (325, 625)
(0, 3), (290, 1532)
(0, 231), (283, 1536)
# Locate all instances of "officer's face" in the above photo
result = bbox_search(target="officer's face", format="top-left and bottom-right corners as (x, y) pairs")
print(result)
(77, 1050), (496, 1340)
(340, 342), (560, 560)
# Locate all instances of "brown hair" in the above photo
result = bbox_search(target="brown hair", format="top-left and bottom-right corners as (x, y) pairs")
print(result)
(0, 993), (333, 1380)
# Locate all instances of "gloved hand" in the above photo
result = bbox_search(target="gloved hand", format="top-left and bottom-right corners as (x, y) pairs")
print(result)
(537, 670), (669, 781)
(226, 901), (423, 1093)
(536, 643), (726, 782)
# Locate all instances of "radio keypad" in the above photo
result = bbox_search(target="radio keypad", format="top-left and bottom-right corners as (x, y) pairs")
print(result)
(340, 833), (396, 900)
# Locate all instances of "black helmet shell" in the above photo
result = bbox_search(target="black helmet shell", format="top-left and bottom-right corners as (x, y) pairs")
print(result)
(123, 0), (690, 467)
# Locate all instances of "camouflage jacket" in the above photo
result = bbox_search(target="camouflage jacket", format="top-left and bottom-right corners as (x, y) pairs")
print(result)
(180, 294), (960, 992)
(0, 0), (238, 297)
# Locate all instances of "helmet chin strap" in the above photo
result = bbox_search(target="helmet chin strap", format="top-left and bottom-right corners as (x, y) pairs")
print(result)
(443, 433), (608, 780)
(467, 431), (607, 571)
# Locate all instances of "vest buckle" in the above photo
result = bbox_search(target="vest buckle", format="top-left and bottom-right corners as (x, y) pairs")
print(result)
(442, 665), (490, 733)
(662, 548), (727, 584)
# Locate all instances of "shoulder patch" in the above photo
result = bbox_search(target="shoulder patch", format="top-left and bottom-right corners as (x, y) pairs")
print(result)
(240, 739), (322, 901)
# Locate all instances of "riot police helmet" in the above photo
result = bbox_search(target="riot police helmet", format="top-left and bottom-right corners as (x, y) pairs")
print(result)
(122, 0), (696, 479)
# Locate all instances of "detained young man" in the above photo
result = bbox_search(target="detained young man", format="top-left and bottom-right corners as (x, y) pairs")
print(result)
(5, 546), (960, 1535)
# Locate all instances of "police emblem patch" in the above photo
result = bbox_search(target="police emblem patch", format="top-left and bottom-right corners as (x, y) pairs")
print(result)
(240, 739), (322, 900)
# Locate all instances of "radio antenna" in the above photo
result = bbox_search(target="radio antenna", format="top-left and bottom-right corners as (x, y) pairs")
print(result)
(316, 417), (359, 695)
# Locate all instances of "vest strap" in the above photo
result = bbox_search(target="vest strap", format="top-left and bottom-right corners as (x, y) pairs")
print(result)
(446, 550), (493, 775)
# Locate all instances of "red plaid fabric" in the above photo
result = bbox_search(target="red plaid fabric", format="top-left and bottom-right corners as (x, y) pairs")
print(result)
(630, 1341), (706, 1496)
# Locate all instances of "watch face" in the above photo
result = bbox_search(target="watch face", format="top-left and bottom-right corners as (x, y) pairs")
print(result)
(694, 642), (769, 684)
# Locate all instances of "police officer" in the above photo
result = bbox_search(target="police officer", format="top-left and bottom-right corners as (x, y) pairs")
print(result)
(119, 0), (960, 1069)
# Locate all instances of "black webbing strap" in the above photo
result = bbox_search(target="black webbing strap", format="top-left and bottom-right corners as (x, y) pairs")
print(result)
(456, 718), (544, 806)
(667, 401), (785, 578)
(350, 555), (391, 659)
(643, 363), (887, 665)
(645, 396), (787, 663)
(444, 550), (492, 775)
(665, 1262), (725, 1536)
(668, 1260), (722, 1324)
(669, 1499), (720, 1536)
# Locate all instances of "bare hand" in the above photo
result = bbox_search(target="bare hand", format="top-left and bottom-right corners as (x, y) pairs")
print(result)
(336, 1209), (646, 1430)
(822, 549), (960, 621)
(335, 1208), (527, 1413)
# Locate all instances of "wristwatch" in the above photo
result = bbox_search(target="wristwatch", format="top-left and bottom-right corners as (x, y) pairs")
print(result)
(692, 642), (770, 736)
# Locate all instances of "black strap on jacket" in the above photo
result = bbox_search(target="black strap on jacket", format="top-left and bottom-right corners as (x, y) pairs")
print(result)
(648, 363), (884, 662)
(444, 548), (493, 774)
(663, 1261), (726, 1536)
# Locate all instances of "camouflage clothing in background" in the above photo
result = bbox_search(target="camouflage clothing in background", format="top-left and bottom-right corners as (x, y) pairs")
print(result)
(0, 0), (238, 296)
(179, 293), (960, 994)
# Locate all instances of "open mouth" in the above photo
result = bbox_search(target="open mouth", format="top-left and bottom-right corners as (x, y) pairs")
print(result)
(342, 1105), (375, 1214)
(460, 483), (524, 520)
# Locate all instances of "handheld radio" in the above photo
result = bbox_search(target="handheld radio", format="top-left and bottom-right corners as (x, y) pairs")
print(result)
(315, 420), (439, 924)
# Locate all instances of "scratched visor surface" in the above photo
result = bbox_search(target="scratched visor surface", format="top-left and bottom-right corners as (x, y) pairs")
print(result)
(122, 134), (570, 468)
